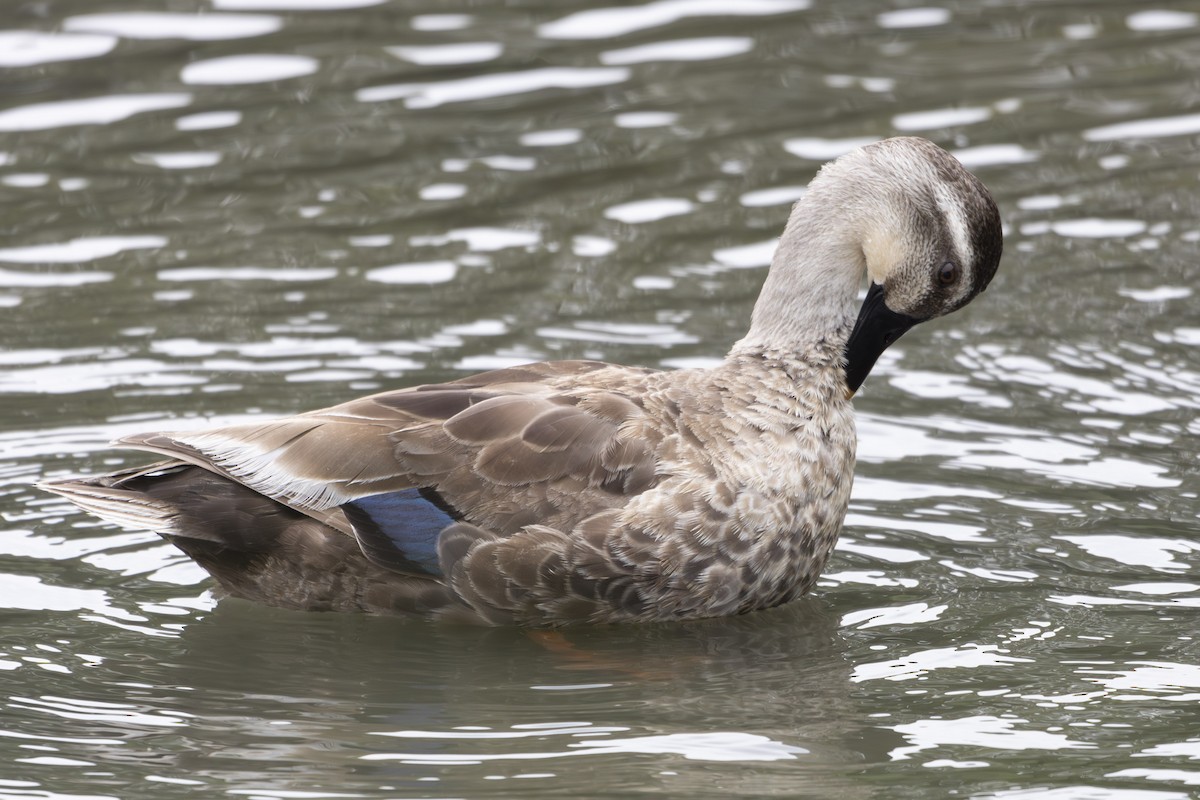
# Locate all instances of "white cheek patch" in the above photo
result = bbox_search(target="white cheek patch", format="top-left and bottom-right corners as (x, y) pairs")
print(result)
(861, 228), (905, 286)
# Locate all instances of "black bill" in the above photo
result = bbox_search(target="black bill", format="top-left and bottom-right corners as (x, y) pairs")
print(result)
(844, 282), (921, 394)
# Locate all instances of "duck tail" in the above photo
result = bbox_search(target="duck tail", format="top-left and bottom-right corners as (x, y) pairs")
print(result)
(41, 461), (293, 550)
(37, 462), (183, 535)
(41, 461), (336, 561)
(37, 462), (429, 613)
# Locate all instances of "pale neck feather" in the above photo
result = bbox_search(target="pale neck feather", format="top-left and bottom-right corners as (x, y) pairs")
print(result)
(730, 178), (880, 358)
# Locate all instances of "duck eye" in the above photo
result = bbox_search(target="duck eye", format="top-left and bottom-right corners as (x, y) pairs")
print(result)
(937, 261), (959, 286)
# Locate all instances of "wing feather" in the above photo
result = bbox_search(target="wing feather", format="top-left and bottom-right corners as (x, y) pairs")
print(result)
(105, 361), (664, 589)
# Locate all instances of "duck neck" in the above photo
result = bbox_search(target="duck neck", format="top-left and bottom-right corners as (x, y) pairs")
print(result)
(729, 187), (868, 362)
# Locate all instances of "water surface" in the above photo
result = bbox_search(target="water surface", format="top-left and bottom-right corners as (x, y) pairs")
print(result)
(4, 1), (1200, 798)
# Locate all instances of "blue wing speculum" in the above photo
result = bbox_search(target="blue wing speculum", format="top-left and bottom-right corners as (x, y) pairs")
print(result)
(341, 488), (458, 577)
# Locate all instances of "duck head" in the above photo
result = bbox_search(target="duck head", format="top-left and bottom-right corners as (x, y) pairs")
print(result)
(840, 137), (1003, 393)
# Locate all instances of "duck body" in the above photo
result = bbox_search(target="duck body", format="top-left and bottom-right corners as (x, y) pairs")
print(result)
(40, 137), (1002, 626)
(54, 348), (853, 625)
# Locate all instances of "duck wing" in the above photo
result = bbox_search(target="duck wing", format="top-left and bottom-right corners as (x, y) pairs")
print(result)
(115, 360), (663, 579)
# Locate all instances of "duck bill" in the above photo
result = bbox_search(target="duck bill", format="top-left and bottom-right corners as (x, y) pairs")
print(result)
(844, 282), (920, 395)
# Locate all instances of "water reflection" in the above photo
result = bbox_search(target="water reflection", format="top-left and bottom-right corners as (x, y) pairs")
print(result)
(182, 55), (320, 85)
(0, 236), (165, 264)
(0, 31), (118, 67)
(63, 12), (283, 41)
(599, 36), (756, 65)
(538, 0), (810, 40)
(4, 0), (1200, 797)
(0, 600), (877, 797)
(357, 66), (632, 108)
(0, 94), (192, 131)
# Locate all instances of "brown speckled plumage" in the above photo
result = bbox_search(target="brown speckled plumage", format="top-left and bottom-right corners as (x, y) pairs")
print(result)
(39, 137), (1002, 626)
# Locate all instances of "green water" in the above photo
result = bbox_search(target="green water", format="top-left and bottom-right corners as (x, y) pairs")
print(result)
(3, 1), (1200, 798)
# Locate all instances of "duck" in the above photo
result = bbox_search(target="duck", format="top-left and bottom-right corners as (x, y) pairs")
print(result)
(39, 136), (1002, 626)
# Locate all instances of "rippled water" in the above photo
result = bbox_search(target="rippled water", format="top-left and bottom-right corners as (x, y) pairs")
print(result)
(4, 1), (1200, 798)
